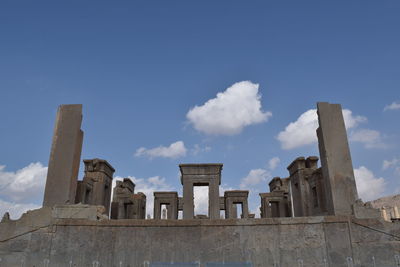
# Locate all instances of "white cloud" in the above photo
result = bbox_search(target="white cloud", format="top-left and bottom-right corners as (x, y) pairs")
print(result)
(277, 108), (367, 150)
(240, 168), (270, 189)
(354, 166), (386, 201)
(193, 186), (209, 215)
(0, 199), (40, 220)
(193, 185), (233, 216)
(186, 81), (272, 135)
(383, 158), (400, 170)
(113, 175), (174, 218)
(135, 141), (187, 159)
(349, 129), (386, 149)
(268, 157), (280, 170)
(0, 163), (47, 219)
(0, 163), (47, 203)
(276, 109), (318, 150)
(384, 101), (400, 111)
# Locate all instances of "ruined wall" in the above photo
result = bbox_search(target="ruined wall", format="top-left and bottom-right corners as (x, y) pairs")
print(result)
(1, 210), (400, 267)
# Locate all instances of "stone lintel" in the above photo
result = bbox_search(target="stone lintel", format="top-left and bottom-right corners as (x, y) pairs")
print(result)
(153, 191), (178, 198)
(179, 163), (223, 185)
(224, 190), (249, 198)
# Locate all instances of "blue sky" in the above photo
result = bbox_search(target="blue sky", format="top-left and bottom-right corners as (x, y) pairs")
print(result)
(0, 1), (399, 218)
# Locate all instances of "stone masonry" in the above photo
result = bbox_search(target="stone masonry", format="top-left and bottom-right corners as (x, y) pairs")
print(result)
(1, 102), (399, 266)
(110, 178), (146, 219)
(43, 104), (83, 207)
(75, 158), (115, 214)
(317, 102), (359, 215)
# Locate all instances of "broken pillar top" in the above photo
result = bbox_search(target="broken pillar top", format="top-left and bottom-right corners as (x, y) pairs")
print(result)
(83, 158), (115, 178)
(268, 177), (282, 191)
(179, 163), (223, 185)
(115, 178), (135, 193)
(43, 104), (84, 207)
(287, 157), (306, 175)
(305, 156), (319, 169)
(287, 156), (319, 176)
(316, 101), (358, 215)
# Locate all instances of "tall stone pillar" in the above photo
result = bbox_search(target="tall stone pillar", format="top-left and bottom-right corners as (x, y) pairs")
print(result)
(182, 180), (194, 219)
(208, 178), (220, 219)
(317, 102), (358, 215)
(43, 104), (83, 207)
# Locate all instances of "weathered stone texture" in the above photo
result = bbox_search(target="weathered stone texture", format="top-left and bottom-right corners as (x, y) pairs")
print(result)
(43, 104), (83, 207)
(317, 102), (358, 215)
(1, 214), (400, 267)
(153, 191), (179, 220)
(180, 164), (223, 219)
(75, 158), (115, 214)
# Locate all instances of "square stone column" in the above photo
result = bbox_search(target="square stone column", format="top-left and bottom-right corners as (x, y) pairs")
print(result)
(182, 179), (194, 219)
(317, 102), (359, 215)
(43, 104), (83, 207)
(180, 164), (223, 219)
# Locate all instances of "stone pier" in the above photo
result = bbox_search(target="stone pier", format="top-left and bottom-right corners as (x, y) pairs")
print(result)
(43, 104), (83, 207)
(317, 102), (359, 215)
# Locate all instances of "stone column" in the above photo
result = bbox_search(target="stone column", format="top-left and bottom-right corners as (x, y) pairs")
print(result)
(208, 178), (220, 219)
(154, 198), (161, 219)
(182, 180), (194, 219)
(317, 102), (359, 216)
(242, 199), (249, 218)
(43, 104), (83, 207)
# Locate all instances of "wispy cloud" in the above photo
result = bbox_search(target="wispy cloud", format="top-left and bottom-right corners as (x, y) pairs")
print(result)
(384, 101), (400, 111)
(240, 168), (271, 190)
(135, 141), (187, 159)
(268, 157), (280, 170)
(349, 129), (386, 149)
(186, 81), (272, 135)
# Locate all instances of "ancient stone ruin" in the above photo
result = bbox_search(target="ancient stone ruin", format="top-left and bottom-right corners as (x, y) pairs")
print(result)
(1, 102), (399, 267)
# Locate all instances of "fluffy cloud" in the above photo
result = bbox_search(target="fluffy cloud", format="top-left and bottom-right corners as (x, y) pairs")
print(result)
(384, 101), (400, 111)
(354, 166), (386, 201)
(0, 163), (47, 219)
(268, 157), (280, 170)
(277, 108), (368, 150)
(112, 175), (174, 218)
(349, 129), (385, 149)
(240, 168), (271, 189)
(186, 81), (272, 135)
(135, 141), (187, 159)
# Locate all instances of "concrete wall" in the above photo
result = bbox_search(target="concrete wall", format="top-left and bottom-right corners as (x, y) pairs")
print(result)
(1, 211), (400, 267)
